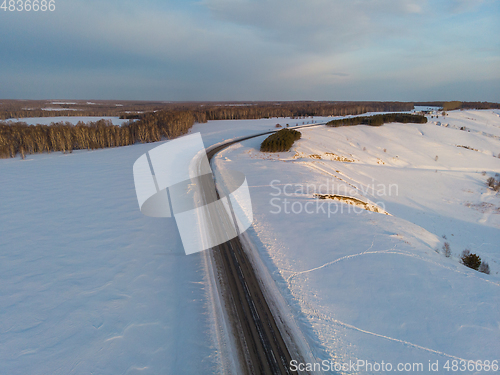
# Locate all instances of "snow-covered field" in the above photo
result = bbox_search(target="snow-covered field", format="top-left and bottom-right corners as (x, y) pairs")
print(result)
(2, 111), (499, 374)
(4, 116), (132, 126)
(0, 144), (220, 374)
(189, 116), (333, 146)
(412, 105), (442, 113)
(213, 110), (500, 373)
(0, 115), (328, 374)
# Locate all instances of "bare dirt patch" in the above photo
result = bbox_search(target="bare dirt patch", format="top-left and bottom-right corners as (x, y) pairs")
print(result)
(324, 152), (356, 162)
(314, 194), (390, 215)
(465, 202), (500, 214)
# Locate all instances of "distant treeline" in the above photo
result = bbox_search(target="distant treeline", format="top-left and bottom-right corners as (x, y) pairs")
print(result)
(0, 100), (414, 121)
(122, 101), (415, 122)
(2, 100), (498, 122)
(327, 113), (427, 127)
(0, 100), (168, 120)
(415, 101), (500, 111)
(442, 101), (462, 111)
(260, 128), (302, 152)
(0, 110), (195, 159)
(0, 101), (419, 159)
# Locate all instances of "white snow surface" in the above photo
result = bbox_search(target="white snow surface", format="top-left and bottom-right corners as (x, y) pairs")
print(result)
(0, 115), (329, 374)
(2, 112), (499, 374)
(0, 144), (220, 374)
(4, 116), (132, 126)
(41, 108), (80, 111)
(189, 116), (335, 146)
(412, 106), (442, 112)
(213, 110), (500, 373)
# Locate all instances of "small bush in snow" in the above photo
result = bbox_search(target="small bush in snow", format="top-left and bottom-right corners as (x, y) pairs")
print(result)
(461, 250), (481, 270)
(442, 242), (451, 257)
(479, 262), (490, 275)
(487, 176), (500, 191)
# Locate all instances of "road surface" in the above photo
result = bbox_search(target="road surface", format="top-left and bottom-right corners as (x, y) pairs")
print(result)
(203, 124), (324, 374)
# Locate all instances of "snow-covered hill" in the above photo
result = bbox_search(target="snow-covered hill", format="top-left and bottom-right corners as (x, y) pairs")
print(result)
(214, 110), (500, 373)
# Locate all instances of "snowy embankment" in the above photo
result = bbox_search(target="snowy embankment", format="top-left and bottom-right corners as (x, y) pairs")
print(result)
(213, 110), (500, 373)
(0, 144), (220, 374)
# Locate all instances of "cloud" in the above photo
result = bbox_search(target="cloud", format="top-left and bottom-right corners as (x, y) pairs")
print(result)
(0, 0), (497, 101)
(202, 0), (428, 52)
(448, 0), (485, 13)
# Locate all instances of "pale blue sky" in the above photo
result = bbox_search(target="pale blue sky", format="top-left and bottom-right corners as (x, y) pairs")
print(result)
(1, 0), (498, 101)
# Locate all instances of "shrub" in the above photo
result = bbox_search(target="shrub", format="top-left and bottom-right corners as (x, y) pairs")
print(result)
(260, 128), (302, 152)
(461, 250), (481, 270)
(479, 262), (490, 275)
(487, 177), (495, 187)
(326, 113), (427, 128)
(486, 176), (500, 191)
(275, 123), (282, 128)
(442, 242), (451, 257)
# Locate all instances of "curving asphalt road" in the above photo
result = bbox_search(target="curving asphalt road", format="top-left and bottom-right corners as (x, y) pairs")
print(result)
(203, 123), (325, 374)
